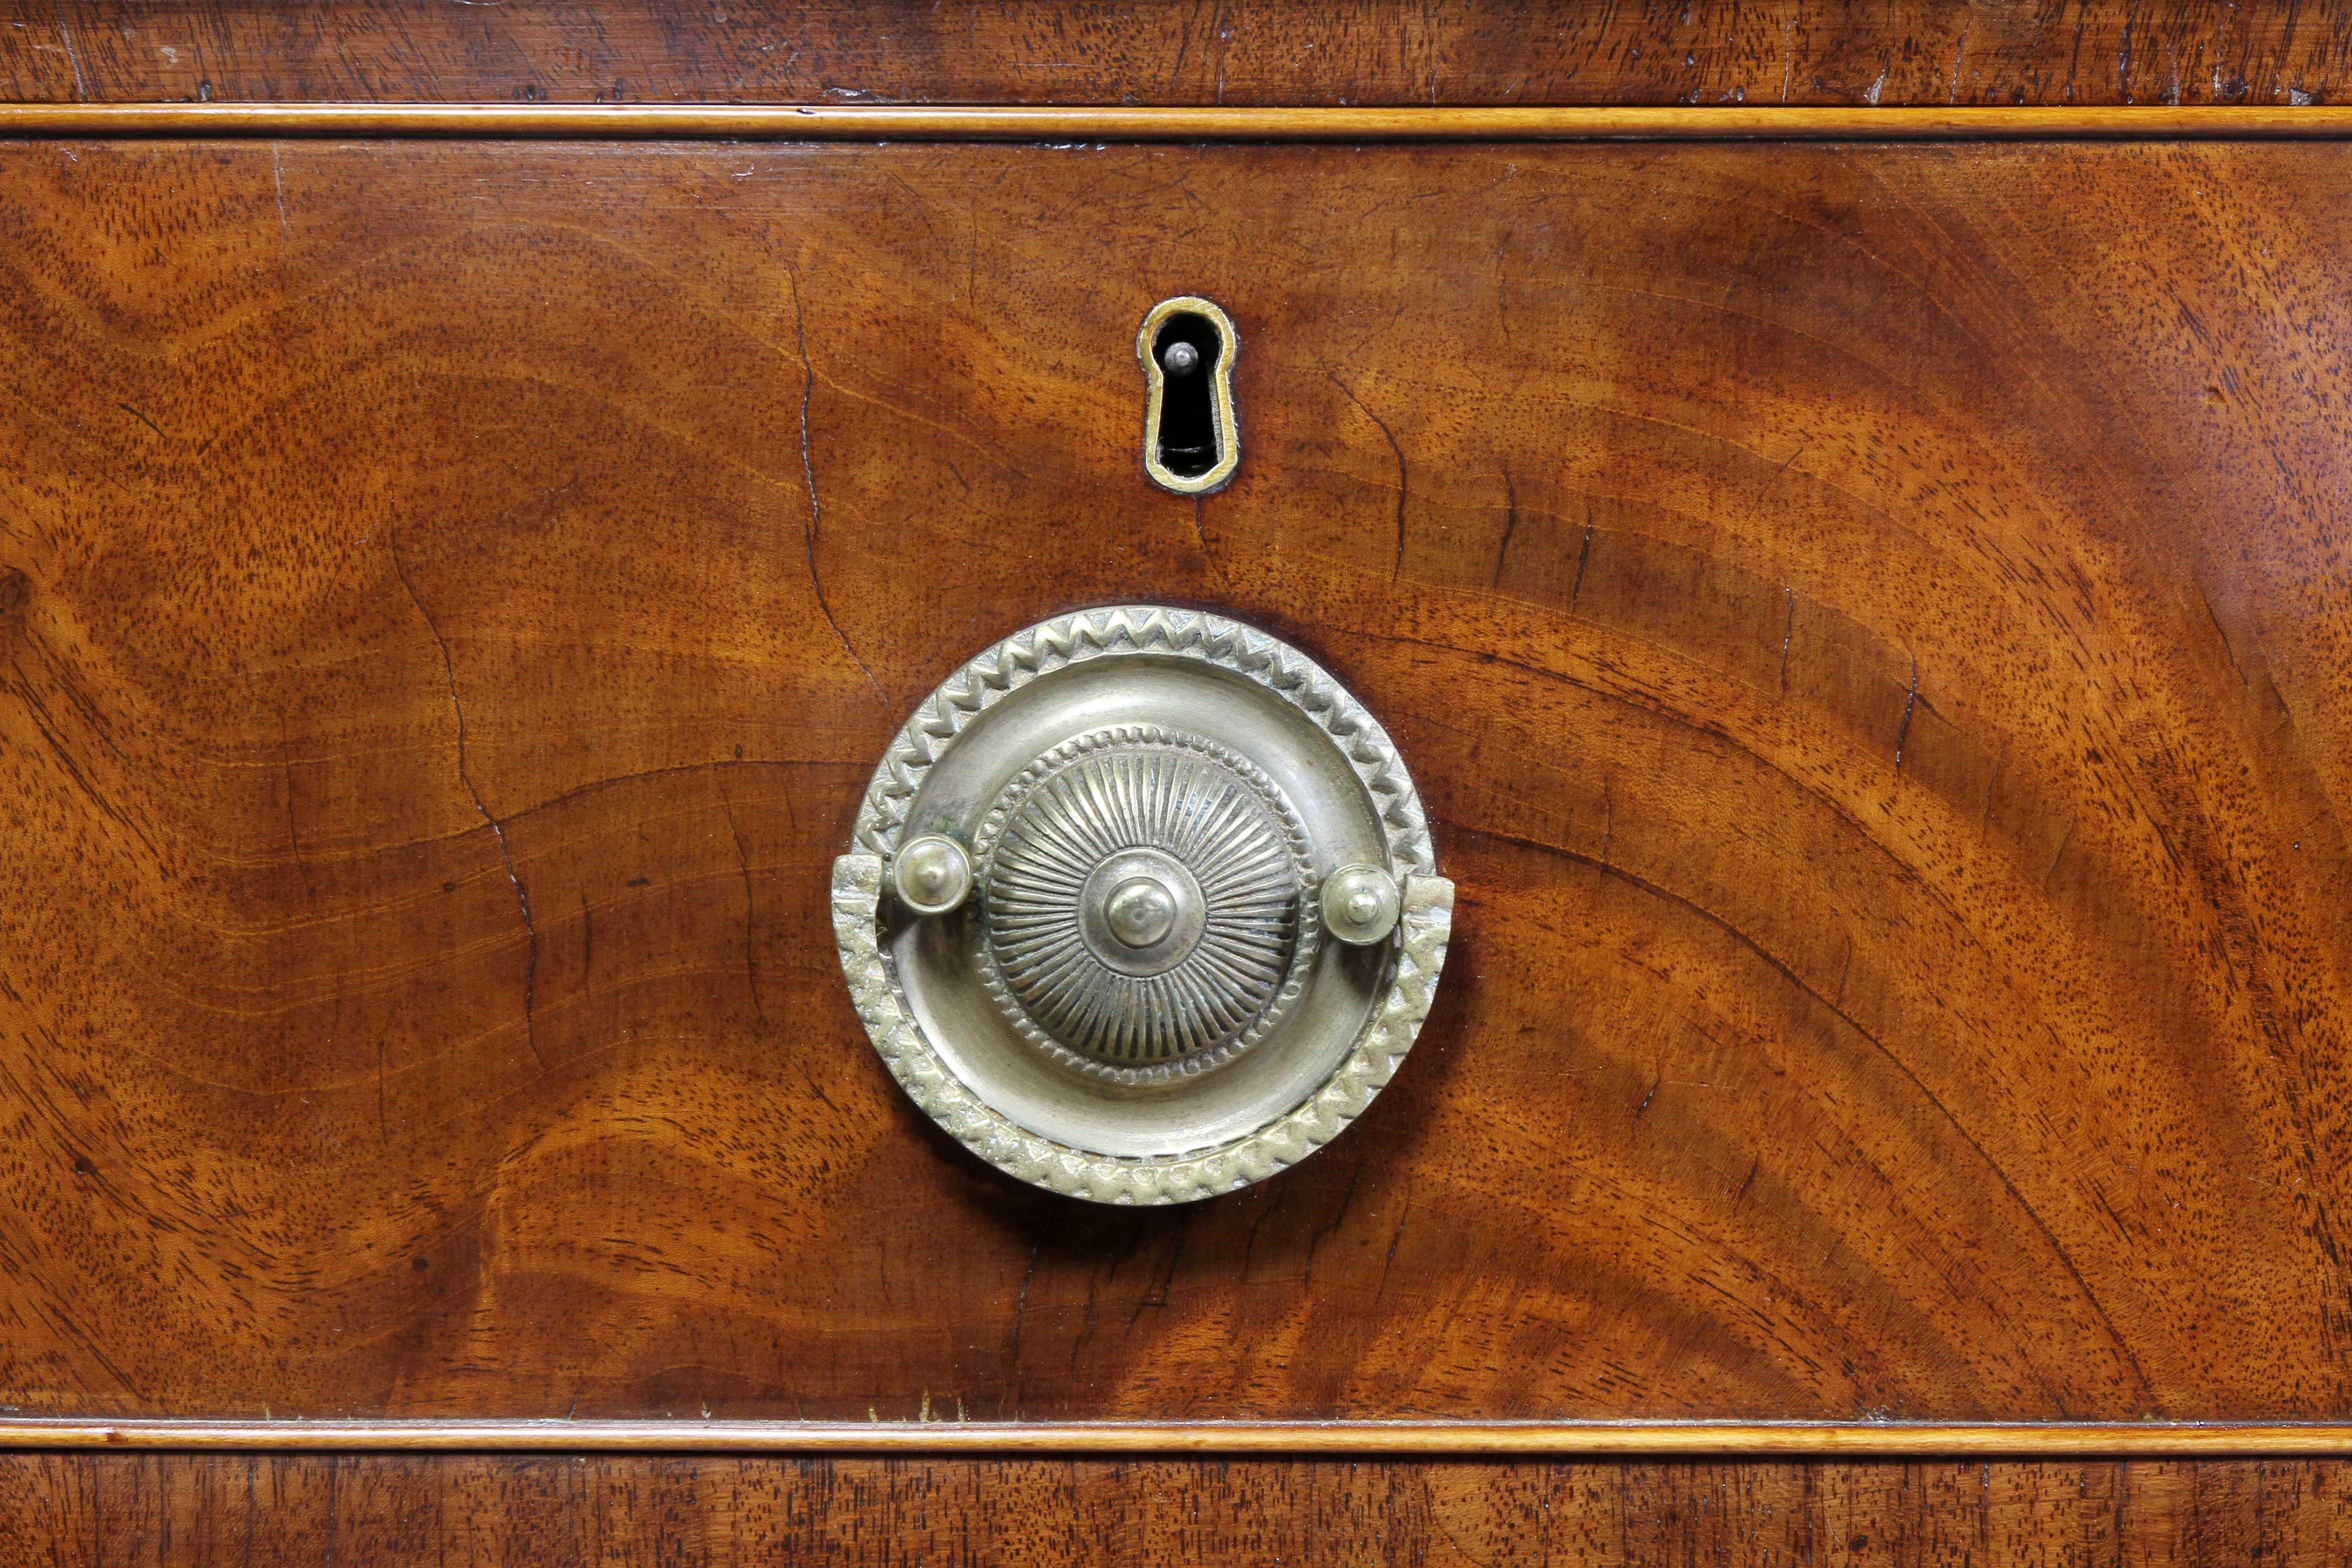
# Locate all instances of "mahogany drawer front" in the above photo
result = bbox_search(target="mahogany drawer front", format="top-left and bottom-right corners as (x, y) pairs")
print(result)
(0, 135), (2346, 1429)
(11, 1454), (2352, 1564)
(9, 0), (2352, 109)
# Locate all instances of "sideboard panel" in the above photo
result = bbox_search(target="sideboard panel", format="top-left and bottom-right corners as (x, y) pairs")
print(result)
(8, 1454), (2352, 1565)
(1, 138), (2347, 1422)
(8, 0), (2352, 109)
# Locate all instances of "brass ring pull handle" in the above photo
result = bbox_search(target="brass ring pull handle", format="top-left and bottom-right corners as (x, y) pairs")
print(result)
(833, 606), (1454, 1205)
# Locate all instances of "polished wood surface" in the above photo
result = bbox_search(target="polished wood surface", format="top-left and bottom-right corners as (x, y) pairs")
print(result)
(3, 137), (2350, 1429)
(12, 1417), (2352, 1455)
(7, 1454), (2352, 1563)
(7, 0), (2352, 109)
(13, 102), (2352, 140)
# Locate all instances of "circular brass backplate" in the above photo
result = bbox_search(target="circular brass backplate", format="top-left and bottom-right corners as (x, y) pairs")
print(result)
(831, 606), (1453, 1205)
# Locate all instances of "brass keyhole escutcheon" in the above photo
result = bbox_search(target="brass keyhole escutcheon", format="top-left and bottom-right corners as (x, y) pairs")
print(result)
(1139, 296), (1239, 495)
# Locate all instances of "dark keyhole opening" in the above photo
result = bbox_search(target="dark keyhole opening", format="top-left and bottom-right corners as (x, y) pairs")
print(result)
(1152, 312), (1224, 479)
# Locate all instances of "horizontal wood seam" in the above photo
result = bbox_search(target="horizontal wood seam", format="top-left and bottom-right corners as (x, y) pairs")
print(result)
(4, 1421), (2351, 1455)
(7, 103), (2352, 141)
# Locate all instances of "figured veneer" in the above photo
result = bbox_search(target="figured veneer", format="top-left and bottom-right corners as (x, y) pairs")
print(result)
(1, 137), (2348, 1427)
(7, 0), (2352, 110)
(7, 1453), (2352, 1565)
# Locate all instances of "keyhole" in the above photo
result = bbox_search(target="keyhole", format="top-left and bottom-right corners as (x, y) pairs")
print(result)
(1138, 297), (1239, 495)
(1152, 316), (1220, 477)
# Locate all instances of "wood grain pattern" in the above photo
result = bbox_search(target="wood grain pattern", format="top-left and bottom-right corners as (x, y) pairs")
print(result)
(2, 137), (2350, 1427)
(13, 1418), (2352, 1455)
(6, 1454), (2352, 1563)
(7, 0), (2352, 110)
(15, 102), (2352, 141)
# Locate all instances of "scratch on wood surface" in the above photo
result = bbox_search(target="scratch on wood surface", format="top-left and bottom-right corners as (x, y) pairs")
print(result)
(51, 2), (88, 100)
(387, 530), (543, 1070)
(1299, 1164), (1362, 1290)
(1004, 1240), (1041, 1409)
(1191, 495), (1230, 589)
(789, 269), (885, 706)
(1978, 734), (2007, 830)
(718, 782), (771, 1028)
(1375, 1198), (1410, 1302)
(374, 1020), (391, 1145)
(1894, 656), (1920, 769)
(1492, 464), (1518, 588)
(2198, 580), (2249, 686)
(1759, 444), (1808, 503)
(1327, 370), (1407, 583)
(1126, 1227), (1188, 1333)
(2044, 819), (2075, 888)
(1779, 585), (1796, 686)
(1632, 1072), (1662, 1123)
(1240, 1181), (1290, 1280)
